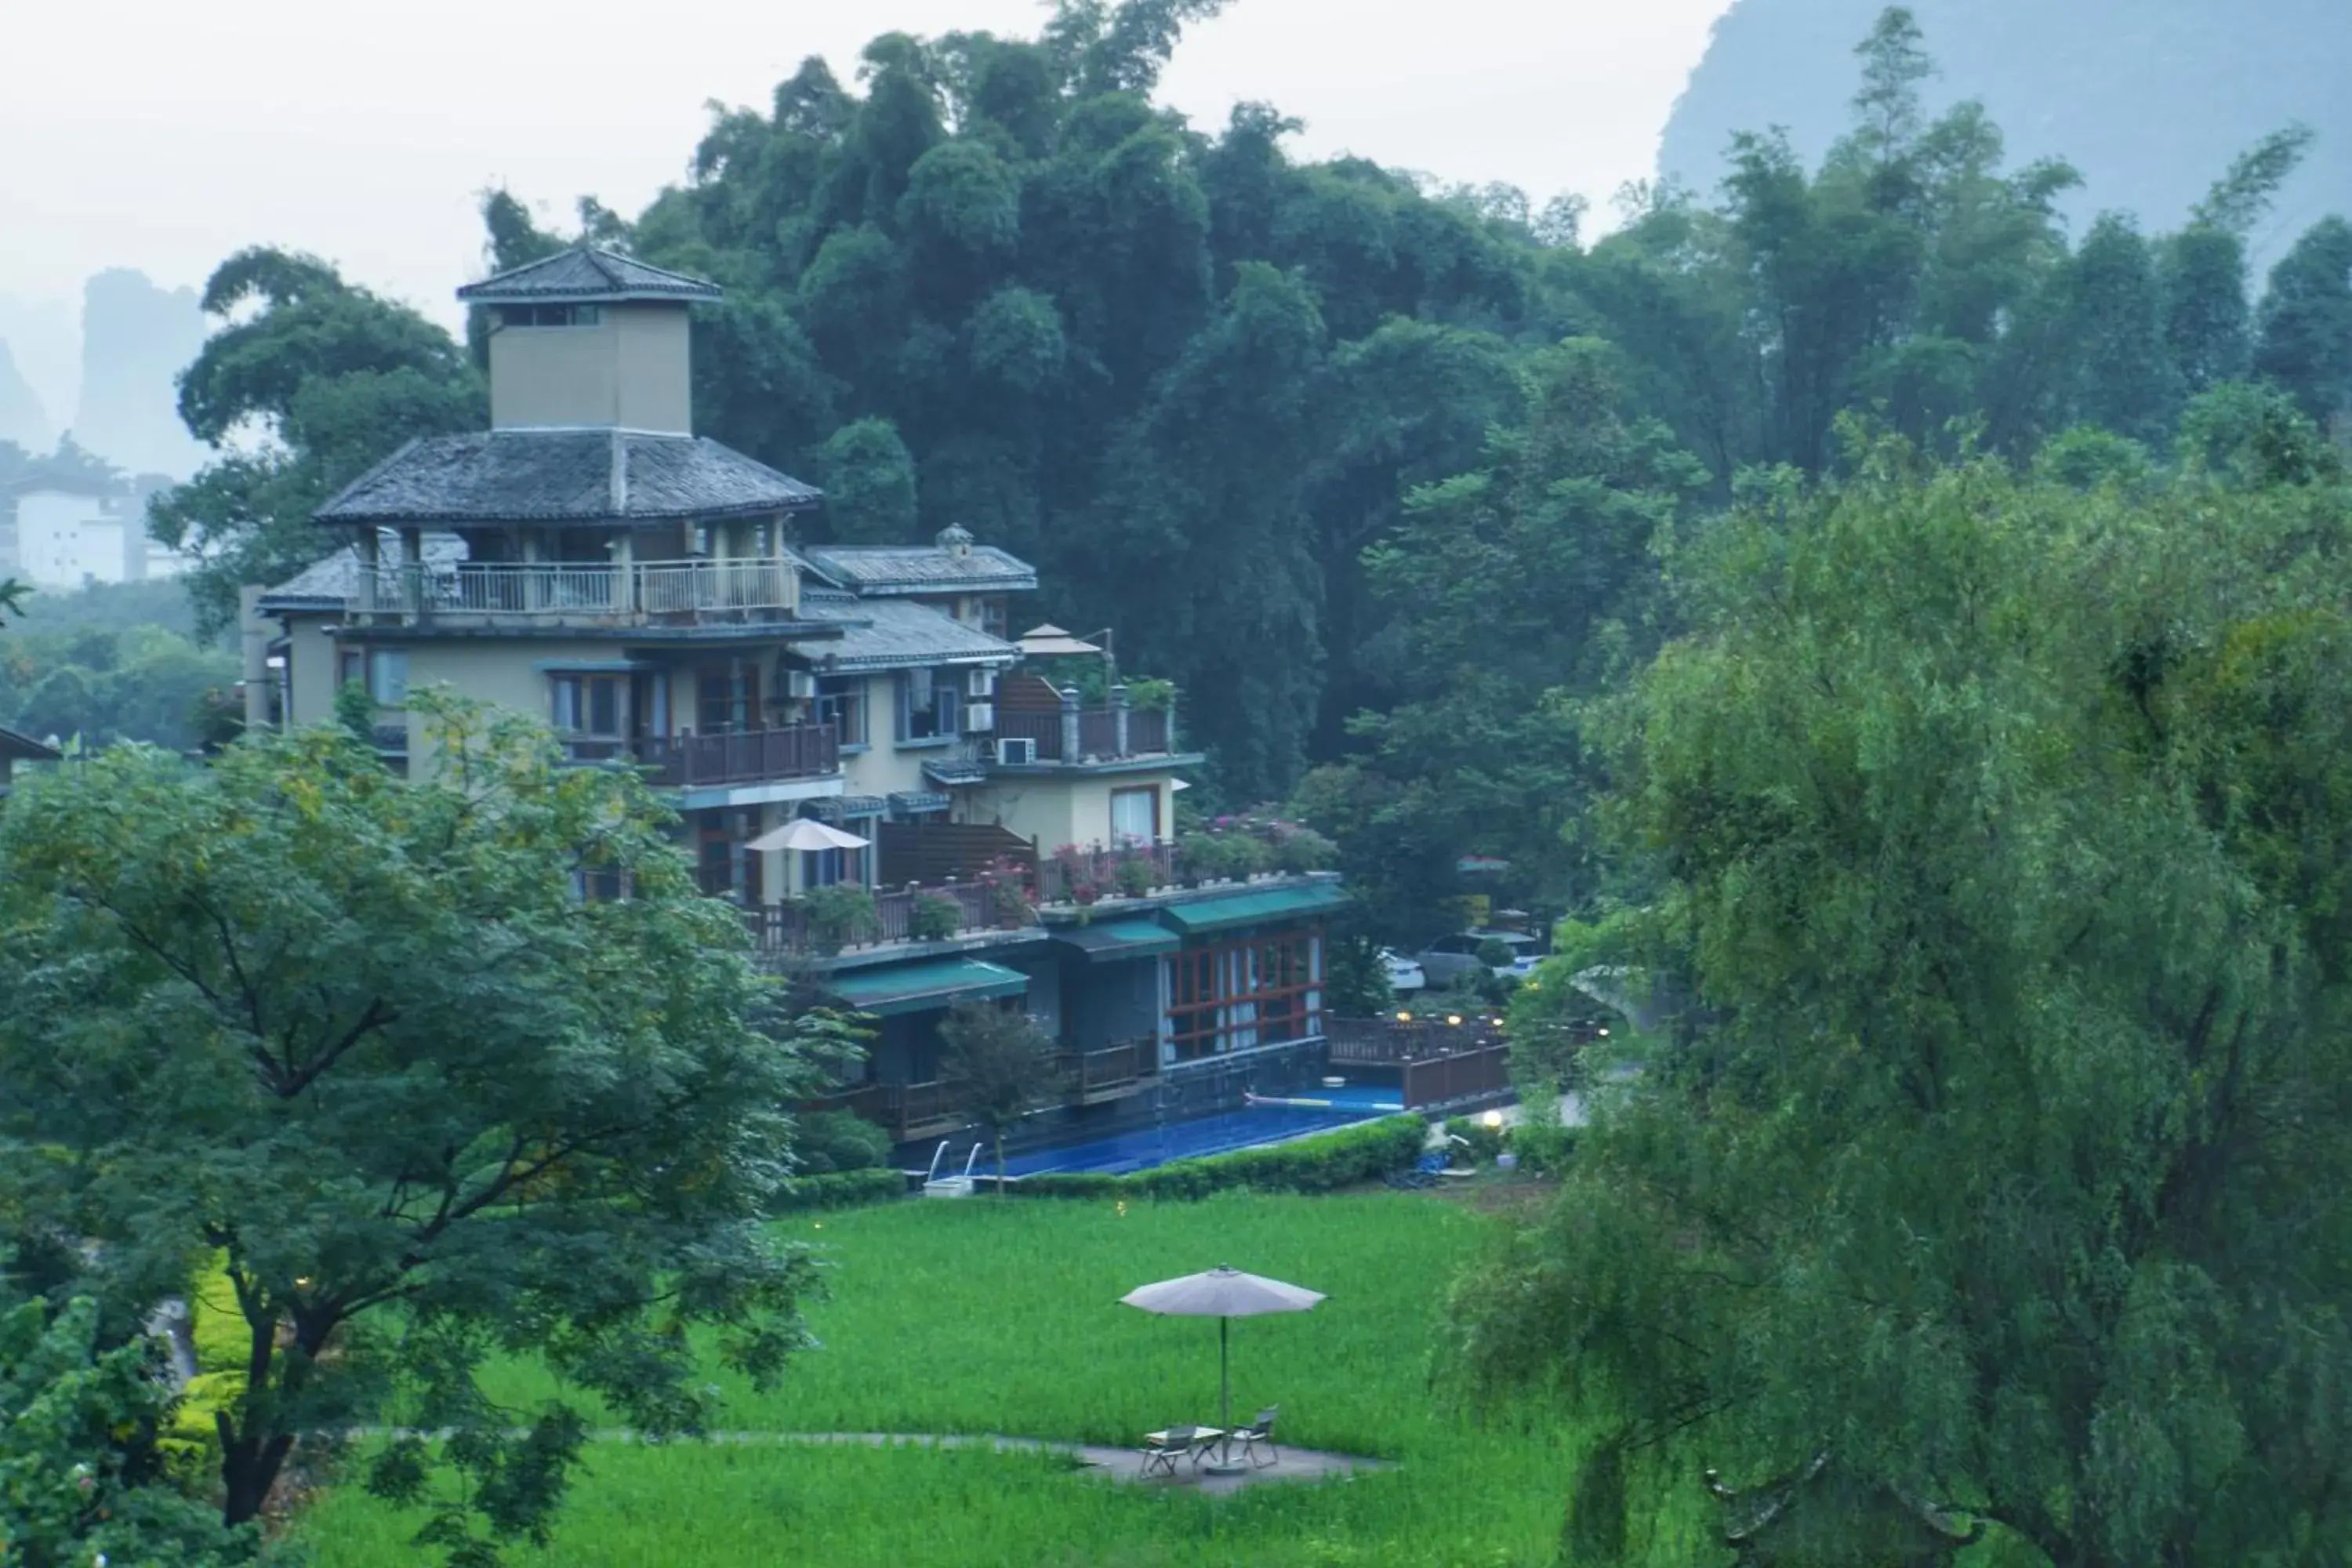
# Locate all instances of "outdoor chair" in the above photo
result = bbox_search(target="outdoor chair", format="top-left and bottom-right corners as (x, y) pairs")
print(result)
(1232, 1406), (1280, 1468)
(1141, 1425), (1214, 1477)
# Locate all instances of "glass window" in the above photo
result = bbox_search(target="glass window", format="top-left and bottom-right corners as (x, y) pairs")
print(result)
(815, 675), (866, 746)
(978, 597), (1008, 639)
(897, 668), (960, 742)
(338, 649), (364, 690)
(552, 673), (624, 737)
(367, 649), (408, 706)
(1111, 786), (1160, 845)
(697, 666), (757, 733)
(1164, 930), (1327, 1061)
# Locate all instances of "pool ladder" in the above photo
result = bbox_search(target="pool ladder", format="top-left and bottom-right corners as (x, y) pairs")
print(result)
(921, 1140), (982, 1200)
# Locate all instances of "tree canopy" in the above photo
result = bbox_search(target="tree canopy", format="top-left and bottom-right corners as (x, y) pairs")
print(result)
(0, 696), (822, 1559)
(1450, 421), (2352, 1566)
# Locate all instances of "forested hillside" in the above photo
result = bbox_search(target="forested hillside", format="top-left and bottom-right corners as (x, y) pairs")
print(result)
(162, 0), (2352, 931)
(1661, 0), (2350, 262)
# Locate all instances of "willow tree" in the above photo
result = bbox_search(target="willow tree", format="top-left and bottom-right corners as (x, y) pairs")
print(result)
(1450, 427), (2352, 1566)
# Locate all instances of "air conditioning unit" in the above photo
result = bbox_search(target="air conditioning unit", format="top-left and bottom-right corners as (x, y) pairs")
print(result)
(782, 668), (818, 699)
(962, 702), (996, 734)
(964, 667), (997, 699)
(996, 737), (1037, 766)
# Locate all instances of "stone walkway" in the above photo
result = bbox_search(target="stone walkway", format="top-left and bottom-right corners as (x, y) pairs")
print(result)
(583, 1429), (1388, 1494)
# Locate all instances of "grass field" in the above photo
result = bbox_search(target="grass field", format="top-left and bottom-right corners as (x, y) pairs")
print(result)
(299, 1191), (1718, 1567)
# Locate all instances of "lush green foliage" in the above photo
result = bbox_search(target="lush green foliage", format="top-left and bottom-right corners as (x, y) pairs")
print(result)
(1008, 1116), (1425, 1200)
(302, 1193), (1638, 1568)
(1450, 432), (2352, 1566)
(0, 616), (234, 750)
(0, 697), (823, 1559)
(0, 1292), (263, 1566)
(150, 247), (484, 637)
(938, 1001), (1065, 1187)
(768, 1167), (906, 1213)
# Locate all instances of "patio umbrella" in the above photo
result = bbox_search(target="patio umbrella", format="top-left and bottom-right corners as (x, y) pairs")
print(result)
(1120, 1265), (1324, 1439)
(1018, 623), (1104, 656)
(745, 817), (872, 854)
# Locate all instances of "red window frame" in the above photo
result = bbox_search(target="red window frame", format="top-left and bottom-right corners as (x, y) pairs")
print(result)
(1165, 928), (1324, 1061)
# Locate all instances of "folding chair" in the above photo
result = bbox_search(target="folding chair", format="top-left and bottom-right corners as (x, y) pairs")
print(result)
(1232, 1406), (1280, 1468)
(1141, 1425), (1206, 1477)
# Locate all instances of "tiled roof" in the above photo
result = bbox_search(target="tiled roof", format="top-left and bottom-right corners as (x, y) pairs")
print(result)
(797, 591), (1019, 670)
(258, 532), (466, 612)
(457, 247), (723, 305)
(314, 430), (820, 527)
(0, 723), (60, 762)
(802, 541), (1037, 596)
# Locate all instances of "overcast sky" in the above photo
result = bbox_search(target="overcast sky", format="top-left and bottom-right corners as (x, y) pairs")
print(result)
(1, 0), (1730, 335)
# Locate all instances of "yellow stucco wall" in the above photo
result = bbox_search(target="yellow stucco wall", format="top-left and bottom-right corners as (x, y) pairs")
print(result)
(488, 305), (691, 434)
(401, 639), (615, 778)
(971, 774), (1170, 851)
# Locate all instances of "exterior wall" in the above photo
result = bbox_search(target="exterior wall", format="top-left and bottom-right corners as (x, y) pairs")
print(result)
(971, 773), (1170, 852)
(488, 305), (690, 434)
(400, 638), (615, 777)
(1064, 956), (1160, 1051)
(286, 619), (340, 728)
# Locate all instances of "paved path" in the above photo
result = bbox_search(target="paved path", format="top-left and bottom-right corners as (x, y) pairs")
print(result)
(363, 1428), (1388, 1495)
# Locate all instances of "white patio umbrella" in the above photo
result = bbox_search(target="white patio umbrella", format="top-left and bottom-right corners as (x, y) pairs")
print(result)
(1120, 1265), (1324, 1453)
(745, 818), (872, 855)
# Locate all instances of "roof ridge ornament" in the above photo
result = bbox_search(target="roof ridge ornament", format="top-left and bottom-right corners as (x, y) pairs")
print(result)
(935, 523), (975, 559)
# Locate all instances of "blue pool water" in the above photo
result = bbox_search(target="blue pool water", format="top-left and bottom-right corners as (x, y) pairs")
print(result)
(998, 1105), (1387, 1178)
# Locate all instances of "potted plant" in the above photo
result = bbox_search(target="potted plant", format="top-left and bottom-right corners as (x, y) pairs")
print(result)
(1114, 855), (1156, 900)
(988, 877), (1036, 930)
(909, 893), (964, 942)
(1271, 825), (1338, 875)
(1221, 833), (1269, 882)
(804, 885), (877, 955)
(1072, 880), (1102, 907)
(1176, 833), (1219, 887)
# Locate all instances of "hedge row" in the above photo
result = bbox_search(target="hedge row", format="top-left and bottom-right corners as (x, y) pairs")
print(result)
(772, 1167), (907, 1212)
(1006, 1114), (1428, 1201)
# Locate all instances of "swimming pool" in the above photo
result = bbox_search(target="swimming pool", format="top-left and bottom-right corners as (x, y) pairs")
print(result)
(998, 1104), (1388, 1178)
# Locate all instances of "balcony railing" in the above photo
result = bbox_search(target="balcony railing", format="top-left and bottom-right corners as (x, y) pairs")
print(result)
(633, 724), (840, 789)
(1037, 841), (1179, 905)
(352, 559), (796, 624)
(1054, 1037), (1160, 1105)
(747, 879), (1003, 956)
(994, 702), (1177, 764)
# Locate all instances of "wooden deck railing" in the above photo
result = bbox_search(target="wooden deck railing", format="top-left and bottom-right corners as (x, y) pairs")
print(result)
(747, 880), (1000, 955)
(633, 724), (839, 788)
(354, 558), (796, 622)
(1054, 1037), (1160, 1103)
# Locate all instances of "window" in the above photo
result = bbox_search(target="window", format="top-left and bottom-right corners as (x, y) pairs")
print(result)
(977, 597), (1008, 638)
(337, 649), (363, 690)
(815, 675), (866, 747)
(1165, 931), (1325, 1062)
(696, 666), (758, 733)
(367, 649), (408, 706)
(1111, 786), (1160, 845)
(499, 304), (601, 328)
(897, 667), (960, 742)
(552, 673), (623, 737)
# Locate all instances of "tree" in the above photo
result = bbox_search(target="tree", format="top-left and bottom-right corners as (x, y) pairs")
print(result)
(1450, 436), (2352, 1566)
(0, 578), (25, 625)
(938, 1002), (1062, 1191)
(0, 695), (822, 1560)
(2253, 215), (2352, 426)
(0, 1292), (263, 1566)
(149, 248), (483, 637)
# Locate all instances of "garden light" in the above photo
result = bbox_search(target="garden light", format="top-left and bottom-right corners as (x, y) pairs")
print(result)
(1481, 1110), (1504, 1129)
(1396, 1011), (1413, 1022)
(1446, 1014), (1463, 1026)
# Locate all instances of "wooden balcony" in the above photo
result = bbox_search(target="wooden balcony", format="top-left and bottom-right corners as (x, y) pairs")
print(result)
(1054, 1036), (1160, 1105)
(747, 880), (1002, 956)
(633, 724), (839, 789)
(349, 558), (798, 630)
(994, 704), (1175, 764)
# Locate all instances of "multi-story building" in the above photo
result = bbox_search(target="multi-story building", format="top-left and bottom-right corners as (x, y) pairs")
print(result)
(244, 247), (1345, 1158)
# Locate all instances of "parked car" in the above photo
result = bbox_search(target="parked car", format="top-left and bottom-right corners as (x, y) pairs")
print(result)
(1380, 948), (1427, 993)
(1414, 930), (1544, 986)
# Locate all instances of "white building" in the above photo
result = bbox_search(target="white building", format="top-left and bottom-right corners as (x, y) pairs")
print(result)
(11, 488), (188, 588)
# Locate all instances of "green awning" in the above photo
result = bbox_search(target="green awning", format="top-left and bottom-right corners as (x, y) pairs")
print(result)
(1051, 919), (1181, 960)
(1160, 882), (1348, 935)
(825, 959), (1029, 1017)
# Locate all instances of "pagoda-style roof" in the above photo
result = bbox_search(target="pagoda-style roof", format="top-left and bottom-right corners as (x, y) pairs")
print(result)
(456, 246), (723, 307)
(313, 430), (820, 528)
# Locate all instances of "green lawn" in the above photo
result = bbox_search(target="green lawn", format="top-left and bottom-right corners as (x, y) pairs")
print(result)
(301, 1191), (1716, 1567)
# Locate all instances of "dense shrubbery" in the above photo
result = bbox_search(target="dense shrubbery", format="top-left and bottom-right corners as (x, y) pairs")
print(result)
(771, 1167), (906, 1212)
(1008, 1116), (1426, 1200)
(790, 1109), (894, 1174)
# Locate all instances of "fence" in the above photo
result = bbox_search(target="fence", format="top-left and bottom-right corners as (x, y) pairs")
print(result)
(354, 559), (795, 619)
